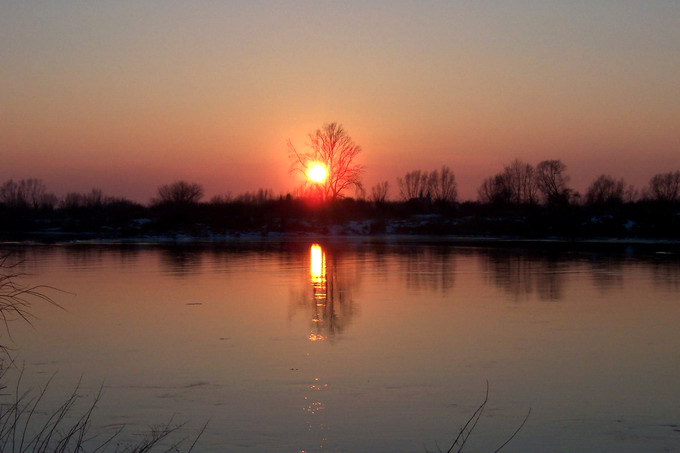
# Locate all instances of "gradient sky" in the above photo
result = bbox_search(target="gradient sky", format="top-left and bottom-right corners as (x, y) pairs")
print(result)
(2, 0), (679, 201)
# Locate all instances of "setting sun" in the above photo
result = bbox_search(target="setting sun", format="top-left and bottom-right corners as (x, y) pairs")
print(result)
(307, 163), (327, 183)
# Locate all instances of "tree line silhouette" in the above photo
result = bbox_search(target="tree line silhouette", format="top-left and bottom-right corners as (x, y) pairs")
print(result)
(1, 161), (679, 239)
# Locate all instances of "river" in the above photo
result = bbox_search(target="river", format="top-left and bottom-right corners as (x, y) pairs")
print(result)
(2, 241), (679, 452)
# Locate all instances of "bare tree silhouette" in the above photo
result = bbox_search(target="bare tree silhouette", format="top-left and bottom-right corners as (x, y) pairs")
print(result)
(647, 170), (680, 202)
(536, 160), (572, 205)
(427, 166), (458, 203)
(477, 160), (538, 205)
(503, 159), (539, 205)
(288, 123), (364, 201)
(585, 174), (626, 205)
(60, 189), (107, 209)
(397, 170), (429, 200)
(370, 181), (390, 203)
(155, 181), (204, 205)
(0, 179), (56, 209)
(478, 173), (513, 205)
(396, 166), (457, 202)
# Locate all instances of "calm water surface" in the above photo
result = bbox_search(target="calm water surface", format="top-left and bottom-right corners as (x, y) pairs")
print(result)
(3, 241), (680, 452)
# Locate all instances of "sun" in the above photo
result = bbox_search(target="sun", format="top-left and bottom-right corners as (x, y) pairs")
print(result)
(307, 163), (327, 183)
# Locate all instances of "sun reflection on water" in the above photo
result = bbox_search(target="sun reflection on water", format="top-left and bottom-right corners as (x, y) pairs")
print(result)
(309, 244), (328, 341)
(302, 245), (332, 449)
(307, 333), (327, 342)
(295, 243), (359, 343)
(310, 244), (326, 285)
(301, 375), (329, 451)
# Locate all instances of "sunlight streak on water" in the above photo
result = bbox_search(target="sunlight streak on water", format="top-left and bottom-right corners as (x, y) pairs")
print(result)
(310, 244), (325, 284)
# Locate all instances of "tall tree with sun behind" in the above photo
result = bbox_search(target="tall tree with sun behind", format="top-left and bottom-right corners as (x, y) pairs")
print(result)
(288, 123), (364, 201)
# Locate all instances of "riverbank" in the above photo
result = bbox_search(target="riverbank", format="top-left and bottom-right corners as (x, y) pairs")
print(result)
(4, 231), (680, 255)
(3, 197), (680, 245)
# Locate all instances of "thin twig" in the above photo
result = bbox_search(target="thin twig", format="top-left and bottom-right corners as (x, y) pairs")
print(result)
(493, 407), (531, 453)
(447, 381), (489, 453)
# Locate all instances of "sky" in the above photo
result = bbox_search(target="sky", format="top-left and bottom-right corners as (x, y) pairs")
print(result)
(2, 0), (679, 202)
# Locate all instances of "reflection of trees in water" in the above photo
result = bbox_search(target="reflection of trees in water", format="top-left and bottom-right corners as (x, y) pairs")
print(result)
(158, 242), (328, 280)
(587, 253), (680, 294)
(63, 246), (107, 270)
(587, 254), (626, 293)
(63, 246), (141, 272)
(479, 249), (566, 301)
(159, 247), (204, 276)
(1, 246), (144, 274)
(290, 244), (360, 341)
(647, 257), (680, 292)
(116, 246), (141, 266)
(176, 242), (305, 275)
(479, 248), (680, 300)
(394, 245), (458, 293)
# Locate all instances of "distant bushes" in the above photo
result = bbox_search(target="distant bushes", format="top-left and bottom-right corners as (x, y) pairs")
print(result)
(1, 166), (680, 240)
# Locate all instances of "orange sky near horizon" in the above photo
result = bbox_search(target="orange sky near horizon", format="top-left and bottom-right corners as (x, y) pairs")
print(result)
(2, 1), (679, 202)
